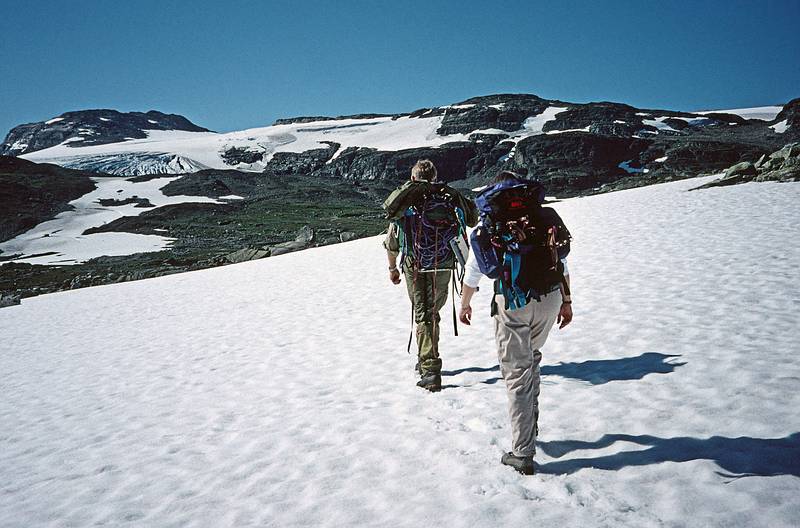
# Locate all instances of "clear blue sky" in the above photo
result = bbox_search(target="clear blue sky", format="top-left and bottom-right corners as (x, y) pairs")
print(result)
(1, 0), (798, 136)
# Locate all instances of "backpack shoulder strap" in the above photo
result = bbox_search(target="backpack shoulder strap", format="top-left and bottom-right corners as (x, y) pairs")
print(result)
(383, 181), (429, 219)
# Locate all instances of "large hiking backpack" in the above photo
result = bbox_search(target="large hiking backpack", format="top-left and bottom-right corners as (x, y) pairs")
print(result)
(398, 184), (467, 271)
(382, 181), (469, 271)
(470, 177), (571, 310)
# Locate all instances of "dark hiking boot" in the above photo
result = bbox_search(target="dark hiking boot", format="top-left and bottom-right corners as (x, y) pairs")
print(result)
(414, 361), (421, 374)
(501, 452), (535, 475)
(416, 373), (442, 392)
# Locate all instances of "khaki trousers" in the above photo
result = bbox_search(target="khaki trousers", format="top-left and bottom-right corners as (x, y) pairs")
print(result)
(494, 289), (562, 457)
(404, 268), (451, 375)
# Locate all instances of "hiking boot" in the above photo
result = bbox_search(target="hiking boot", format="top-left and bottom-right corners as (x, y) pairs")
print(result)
(501, 452), (535, 475)
(414, 361), (421, 374)
(416, 373), (442, 392)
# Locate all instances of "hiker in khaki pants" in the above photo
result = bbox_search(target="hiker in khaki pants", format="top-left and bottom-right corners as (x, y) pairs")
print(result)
(383, 159), (478, 393)
(458, 171), (573, 475)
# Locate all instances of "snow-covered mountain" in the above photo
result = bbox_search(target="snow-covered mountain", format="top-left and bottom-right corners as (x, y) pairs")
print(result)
(1, 109), (210, 158)
(7, 96), (798, 191)
(2, 177), (798, 527)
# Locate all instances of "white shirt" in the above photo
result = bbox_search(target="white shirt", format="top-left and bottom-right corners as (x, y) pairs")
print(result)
(463, 250), (568, 289)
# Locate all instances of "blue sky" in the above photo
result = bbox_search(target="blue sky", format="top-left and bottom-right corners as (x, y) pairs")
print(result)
(1, 0), (798, 135)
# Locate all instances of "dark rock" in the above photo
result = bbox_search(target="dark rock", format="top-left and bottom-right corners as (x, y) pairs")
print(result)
(514, 133), (653, 193)
(264, 142), (339, 176)
(157, 169), (261, 198)
(543, 102), (643, 137)
(221, 248), (271, 264)
(221, 147), (264, 165)
(339, 231), (357, 242)
(311, 142), (482, 183)
(774, 98), (800, 131)
(0, 156), (97, 243)
(691, 142), (800, 189)
(0, 291), (21, 308)
(663, 118), (690, 131)
(724, 161), (757, 178)
(436, 94), (551, 135)
(1, 110), (210, 156)
(97, 196), (154, 208)
(468, 132), (510, 143)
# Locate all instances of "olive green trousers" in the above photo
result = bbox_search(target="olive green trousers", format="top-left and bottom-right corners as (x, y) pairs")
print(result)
(404, 268), (451, 375)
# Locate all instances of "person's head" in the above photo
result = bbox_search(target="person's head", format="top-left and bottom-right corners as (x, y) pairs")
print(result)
(411, 159), (438, 182)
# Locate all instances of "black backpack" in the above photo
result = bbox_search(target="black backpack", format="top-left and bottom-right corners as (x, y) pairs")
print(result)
(471, 178), (571, 309)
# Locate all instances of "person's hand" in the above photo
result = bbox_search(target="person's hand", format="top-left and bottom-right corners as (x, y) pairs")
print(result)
(389, 269), (401, 285)
(459, 304), (472, 325)
(557, 302), (572, 329)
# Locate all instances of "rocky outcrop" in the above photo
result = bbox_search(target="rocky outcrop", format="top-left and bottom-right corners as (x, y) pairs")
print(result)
(0, 291), (21, 308)
(269, 225), (315, 256)
(1, 110), (209, 156)
(97, 196), (154, 208)
(310, 142), (485, 183)
(513, 133), (653, 193)
(436, 94), (551, 135)
(0, 156), (97, 243)
(264, 142), (339, 176)
(691, 142), (800, 189)
(772, 98), (799, 135)
(219, 247), (271, 264)
(221, 147), (264, 165)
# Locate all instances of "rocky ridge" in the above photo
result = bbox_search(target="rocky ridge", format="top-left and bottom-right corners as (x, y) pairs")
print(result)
(1, 110), (210, 156)
(691, 142), (800, 190)
(243, 94), (799, 195)
(5, 95), (797, 196)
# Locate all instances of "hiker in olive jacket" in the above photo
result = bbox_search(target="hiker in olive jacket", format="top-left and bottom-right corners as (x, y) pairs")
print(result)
(383, 159), (478, 392)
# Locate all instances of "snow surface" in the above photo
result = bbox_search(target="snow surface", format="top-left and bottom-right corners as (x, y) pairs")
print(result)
(696, 106), (784, 121)
(521, 106), (569, 134)
(44, 117), (64, 125)
(2, 177), (799, 527)
(0, 176), (219, 265)
(771, 120), (789, 133)
(642, 117), (679, 133)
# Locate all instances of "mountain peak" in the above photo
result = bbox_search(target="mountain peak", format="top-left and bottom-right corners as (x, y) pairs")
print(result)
(0, 109), (210, 156)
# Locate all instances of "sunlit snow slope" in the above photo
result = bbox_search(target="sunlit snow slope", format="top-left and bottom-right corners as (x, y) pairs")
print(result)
(2, 178), (799, 527)
(18, 107), (573, 176)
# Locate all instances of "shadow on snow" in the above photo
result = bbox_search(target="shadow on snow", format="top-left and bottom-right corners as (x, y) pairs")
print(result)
(443, 352), (685, 387)
(540, 352), (686, 385)
(537, 433), (800, 478)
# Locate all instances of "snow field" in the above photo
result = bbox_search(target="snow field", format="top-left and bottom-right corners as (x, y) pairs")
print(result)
(1, 177), (799, 527)
(0, 176), (219, 265)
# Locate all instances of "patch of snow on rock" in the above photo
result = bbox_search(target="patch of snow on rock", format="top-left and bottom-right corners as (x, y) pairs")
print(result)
(770, 120), (789, 133)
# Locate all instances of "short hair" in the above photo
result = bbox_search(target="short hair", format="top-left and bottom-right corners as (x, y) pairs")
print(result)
(411, 159), (438, 182)
(493, 170), (524, 184)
